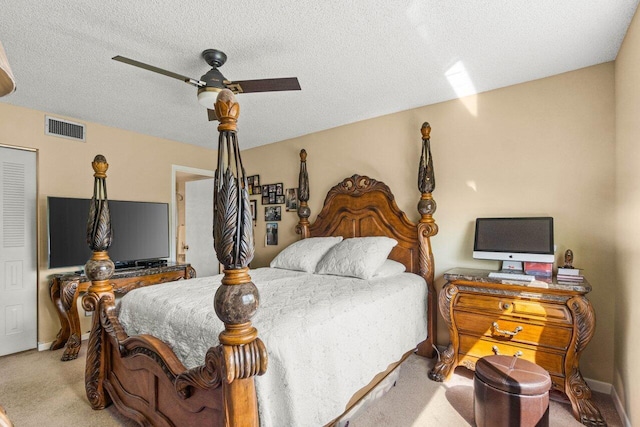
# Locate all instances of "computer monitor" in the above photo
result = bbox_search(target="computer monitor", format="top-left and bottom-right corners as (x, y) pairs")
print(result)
(473, 217), (554, 270)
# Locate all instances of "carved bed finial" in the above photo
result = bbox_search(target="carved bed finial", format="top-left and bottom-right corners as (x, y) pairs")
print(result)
(214, 89), (239, 132)
(296, 149), (311, 238)
(421, 122), (431, 140)
(213, 89), (253, 270)
(211, 89), (266, 424)
(85, 154), (114, 282)
(83, 154), (116, 410)
(416, 124), (438, 359)
(418, 122), (435, 196)
(418, 122), (437, 225)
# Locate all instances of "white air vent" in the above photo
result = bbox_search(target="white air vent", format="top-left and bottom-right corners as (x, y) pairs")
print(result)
(45, 116), (86, 141)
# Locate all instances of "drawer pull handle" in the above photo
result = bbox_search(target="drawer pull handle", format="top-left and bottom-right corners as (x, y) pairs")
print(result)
(492, 322), (523, 337)
(491, 346), (523, 358)
(502, 303), (511, 309)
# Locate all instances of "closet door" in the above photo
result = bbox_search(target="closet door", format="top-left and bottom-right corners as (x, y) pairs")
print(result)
(0, 147), (37, 356)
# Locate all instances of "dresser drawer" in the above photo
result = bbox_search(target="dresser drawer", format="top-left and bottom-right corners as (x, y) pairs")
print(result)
(454, 311), (572, 350)
(454, 293), (572, 325)
(458, 334), (565, 377)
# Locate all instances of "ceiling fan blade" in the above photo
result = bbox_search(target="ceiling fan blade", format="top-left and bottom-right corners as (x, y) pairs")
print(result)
(207, 108), (217, 121)
(112, 56), (204, 87)
(226, 77), (301, 94)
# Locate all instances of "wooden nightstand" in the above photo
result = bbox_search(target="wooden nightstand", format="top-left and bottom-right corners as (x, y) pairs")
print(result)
(429, 268), (605, 426)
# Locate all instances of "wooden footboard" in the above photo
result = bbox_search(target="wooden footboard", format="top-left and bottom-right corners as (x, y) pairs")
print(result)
(95, 297), (225, 426)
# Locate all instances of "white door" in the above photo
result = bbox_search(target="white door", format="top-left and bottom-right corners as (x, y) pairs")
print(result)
(185, 179), (218, 277)
(0, 147), (37, 356)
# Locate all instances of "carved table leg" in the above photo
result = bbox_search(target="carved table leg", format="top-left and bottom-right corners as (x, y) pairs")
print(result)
(428, 343), (457, 381)
(60, 279), (82, 361)
(565, 296), (606, 426)
(48, 278), (70, 351)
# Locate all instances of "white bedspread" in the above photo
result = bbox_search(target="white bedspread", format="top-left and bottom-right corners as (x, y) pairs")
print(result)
(118, 267), (428, 427)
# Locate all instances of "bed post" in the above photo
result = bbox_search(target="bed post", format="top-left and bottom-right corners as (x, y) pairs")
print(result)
(212, 89), (267, 427)
(82, 155), (116, 409)
(296, 149), (311, 238)
(416, 122), (439, 358)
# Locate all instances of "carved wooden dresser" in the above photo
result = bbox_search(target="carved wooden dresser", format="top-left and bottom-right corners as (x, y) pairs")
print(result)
(429, 268), (605, 426)
(49, 263), (195, 361)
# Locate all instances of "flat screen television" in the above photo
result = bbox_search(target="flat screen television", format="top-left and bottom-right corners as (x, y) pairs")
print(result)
(47, 197), (170, 269)
(473, 217), (555, 267)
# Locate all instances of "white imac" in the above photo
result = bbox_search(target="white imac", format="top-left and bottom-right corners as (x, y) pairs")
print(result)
(473, 217), (554, 278)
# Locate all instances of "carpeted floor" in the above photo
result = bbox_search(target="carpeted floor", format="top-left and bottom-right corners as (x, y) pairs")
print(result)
(0, 346), (135, 427)
(350, 353), (623, 427)
(0, 346), (623, 426)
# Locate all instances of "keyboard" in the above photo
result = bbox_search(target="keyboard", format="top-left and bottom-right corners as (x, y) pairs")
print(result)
(487, 271), (535, 282)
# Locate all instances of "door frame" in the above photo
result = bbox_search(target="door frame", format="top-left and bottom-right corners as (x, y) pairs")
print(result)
(170, 165), (215, 263)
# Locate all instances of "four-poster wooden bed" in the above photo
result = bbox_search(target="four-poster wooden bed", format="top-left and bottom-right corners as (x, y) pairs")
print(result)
(81, 90), (438, 426)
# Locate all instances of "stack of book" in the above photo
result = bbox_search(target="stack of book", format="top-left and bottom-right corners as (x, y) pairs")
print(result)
(557, 267), (584, 282)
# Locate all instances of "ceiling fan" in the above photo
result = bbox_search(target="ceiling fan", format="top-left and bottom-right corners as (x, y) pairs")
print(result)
(112, 49), (301, 121)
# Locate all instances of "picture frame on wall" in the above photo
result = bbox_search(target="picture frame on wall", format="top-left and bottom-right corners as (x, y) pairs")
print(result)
(247, 175), (260, 195)
(285, 188), (299, 212)
(264, 206), (281, 221)
(266, 222), (278, 245)
(250, 199), (257, 221)
(262, 182), (284, 205)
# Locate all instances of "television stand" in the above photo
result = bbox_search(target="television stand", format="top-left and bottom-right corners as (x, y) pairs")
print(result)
(49, 262), (195, 361)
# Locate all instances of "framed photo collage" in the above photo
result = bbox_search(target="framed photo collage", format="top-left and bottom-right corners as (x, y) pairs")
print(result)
(246, 175), (299, 246)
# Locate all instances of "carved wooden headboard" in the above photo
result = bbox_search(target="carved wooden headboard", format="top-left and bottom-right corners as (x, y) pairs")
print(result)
(302, 174), (422, 275)
(294, 123), (438, 357)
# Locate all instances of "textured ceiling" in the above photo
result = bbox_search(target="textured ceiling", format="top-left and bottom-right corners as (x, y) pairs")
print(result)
(1, 1), (638, 149)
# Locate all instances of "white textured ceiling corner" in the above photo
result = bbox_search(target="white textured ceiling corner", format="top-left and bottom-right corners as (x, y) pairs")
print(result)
(1, 1), (638, 149)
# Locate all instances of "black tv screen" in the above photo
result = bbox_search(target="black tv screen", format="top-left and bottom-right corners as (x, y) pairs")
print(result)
(48, 197), (170, 269)
(473, 217), (554, 263)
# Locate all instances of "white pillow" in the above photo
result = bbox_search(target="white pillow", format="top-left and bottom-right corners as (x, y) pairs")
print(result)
(270, 236), (343, 273)
(373, 259), (406, 278)
(315, 236), (398, 279)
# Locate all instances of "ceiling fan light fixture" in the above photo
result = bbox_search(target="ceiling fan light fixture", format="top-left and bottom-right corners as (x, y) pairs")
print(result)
(0, 41), (17, 97)
(197, 86), (223, 108)
(112, 48), (300, 114)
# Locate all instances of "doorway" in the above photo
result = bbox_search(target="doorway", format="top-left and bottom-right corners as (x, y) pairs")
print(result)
(0, 146), (37, 356)
(172, 165), (218, 277)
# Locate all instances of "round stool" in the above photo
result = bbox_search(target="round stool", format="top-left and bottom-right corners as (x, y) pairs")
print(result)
(474, 355), (552, 427)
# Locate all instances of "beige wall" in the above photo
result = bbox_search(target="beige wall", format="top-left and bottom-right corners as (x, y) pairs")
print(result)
(0, 103), (216, 344)
(243, 63), (617, 385)
(614, 5), (640, 425)
(0, 55), (624, 408)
